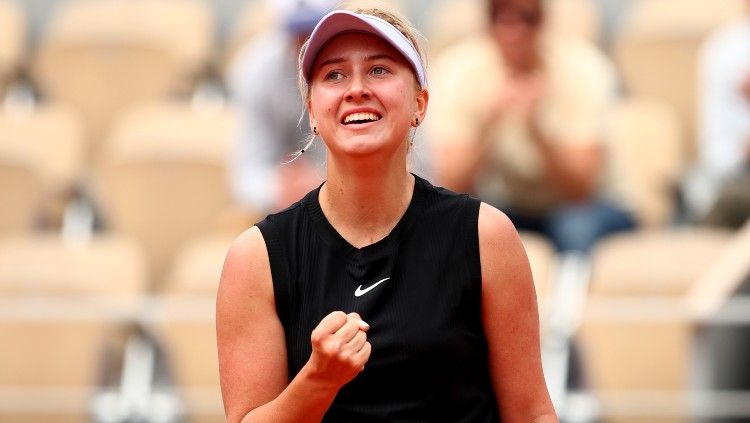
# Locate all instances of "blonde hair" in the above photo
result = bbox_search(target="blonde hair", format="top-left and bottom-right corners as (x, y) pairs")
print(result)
(287, 8), (427, 161)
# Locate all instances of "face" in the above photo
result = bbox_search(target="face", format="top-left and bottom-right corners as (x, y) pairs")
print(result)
(307, 32), (428, 158)
(491, 0), (543, 72)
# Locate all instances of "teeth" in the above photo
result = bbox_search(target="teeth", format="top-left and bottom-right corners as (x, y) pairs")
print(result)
(344, 112), (381, 124)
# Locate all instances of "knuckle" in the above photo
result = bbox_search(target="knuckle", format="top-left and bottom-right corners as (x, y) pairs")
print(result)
(323, 340), (342, 355)
(310, 331), (323, 346)
(331, 311), (347, 320)
(348, 356), (360, 368)
(338, 349), (352, 361)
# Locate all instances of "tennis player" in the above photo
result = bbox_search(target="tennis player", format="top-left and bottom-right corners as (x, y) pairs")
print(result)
(217, 7), (557, 422)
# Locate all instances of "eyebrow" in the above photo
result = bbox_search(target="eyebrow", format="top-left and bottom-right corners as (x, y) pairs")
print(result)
(317, 57), (346, 69)
(316, 54), (397, 70)
(365, 54), (397, 63)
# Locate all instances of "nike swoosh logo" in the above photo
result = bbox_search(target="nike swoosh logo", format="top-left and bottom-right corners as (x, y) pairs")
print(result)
(354, 277), (390, 297)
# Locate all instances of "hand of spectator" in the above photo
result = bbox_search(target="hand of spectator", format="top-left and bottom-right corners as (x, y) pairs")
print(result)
(276, 160), (323, 210)
(307, 311), (371, 390)
(485, 72), (546, 134)
(509, 72), (546, 126)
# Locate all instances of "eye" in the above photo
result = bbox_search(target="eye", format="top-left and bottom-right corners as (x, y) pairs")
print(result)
(371, 66), (389, 76)
(324, 70), (344, 81)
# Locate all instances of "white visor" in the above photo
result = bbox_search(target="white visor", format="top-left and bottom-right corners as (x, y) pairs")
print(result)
(300, 10), (426, 87)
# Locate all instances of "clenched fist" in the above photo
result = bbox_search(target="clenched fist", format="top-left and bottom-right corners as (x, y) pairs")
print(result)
(306, 311), (372, 390)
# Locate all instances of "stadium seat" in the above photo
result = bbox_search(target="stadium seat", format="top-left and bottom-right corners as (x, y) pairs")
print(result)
(686, 219), (750, 320)
(94, 101), (237, 290)
(164, 234), (234, 296)
(0, 124), (43, 235)
(33, 0), (215, 158)
(0, 233), (147, 297)
(148, 296), (223, 423)
(578, 228), (733, 421)
(145, 234), (235, 422)
(0, 104), (86, 228)
(0, 0), (25, 97)
(0, 234), (147, 422)
(603, 97), (684, 227)
(613, 0), (744, 157)
(519, 231), (556, 318)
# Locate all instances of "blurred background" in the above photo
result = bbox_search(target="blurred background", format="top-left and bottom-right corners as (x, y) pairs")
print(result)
(0, 0), (749, 421)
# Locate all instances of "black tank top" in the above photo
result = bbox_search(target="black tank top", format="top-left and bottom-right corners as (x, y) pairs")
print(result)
(256, 175), (500, 422)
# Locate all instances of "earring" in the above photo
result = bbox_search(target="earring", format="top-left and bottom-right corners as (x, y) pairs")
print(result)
(313, 126), (319, 135)
(413, 117), (419, 127)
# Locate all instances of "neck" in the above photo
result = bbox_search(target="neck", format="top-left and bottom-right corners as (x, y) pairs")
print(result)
(320, 154), (415, 248)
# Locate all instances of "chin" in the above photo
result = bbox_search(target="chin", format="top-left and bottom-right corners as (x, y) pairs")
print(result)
(331, 133), (391, 157)
(339, 141), (387, 158)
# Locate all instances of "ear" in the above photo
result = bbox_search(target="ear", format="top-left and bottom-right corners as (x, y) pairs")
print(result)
(306, 97), (316, 132)
(414, 88), (429, 125)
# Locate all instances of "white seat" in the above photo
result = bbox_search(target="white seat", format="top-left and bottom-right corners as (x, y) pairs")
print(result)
(95, 101), (237, 289)
(0, 233), (147, 422)
(614, 0), (744, 156)
(578, 227), (734, 420)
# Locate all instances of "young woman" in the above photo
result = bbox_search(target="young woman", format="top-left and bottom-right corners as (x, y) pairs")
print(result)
(216, 8), (557, 423)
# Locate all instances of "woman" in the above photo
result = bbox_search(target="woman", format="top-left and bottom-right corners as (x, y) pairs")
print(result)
(217, 8), (557, 423)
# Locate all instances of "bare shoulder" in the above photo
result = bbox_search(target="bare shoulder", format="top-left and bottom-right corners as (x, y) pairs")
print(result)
(478, 202), (529, 274)
(218, 226), (273, 302)
(478, 203), (518, 242)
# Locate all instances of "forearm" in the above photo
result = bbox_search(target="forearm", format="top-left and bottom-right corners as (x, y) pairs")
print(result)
(238, 364), (339, 423)
(434, 142), (485, 193)
(529, 125), (597, 201)
(532, 412), (559, 423)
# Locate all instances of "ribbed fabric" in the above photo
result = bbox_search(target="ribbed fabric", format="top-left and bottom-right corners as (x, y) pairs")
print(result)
(255, 175), (499, 422)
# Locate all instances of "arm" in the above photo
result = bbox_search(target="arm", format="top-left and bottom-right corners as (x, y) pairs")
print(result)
(216, 227), (371, 423)
(527, 121), (602, 202)
(431, 139), (487, 194)
(478, 203), (557, 422)
(511, 73), (602, 202)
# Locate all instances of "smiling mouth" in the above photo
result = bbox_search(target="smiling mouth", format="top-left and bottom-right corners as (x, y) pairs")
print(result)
(342, 112), (382, 125)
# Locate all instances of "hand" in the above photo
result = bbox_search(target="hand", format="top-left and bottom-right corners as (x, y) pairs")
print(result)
(507, 72), (545, 127)
(485, 72), (545, 133)
(306, 311), (371, 390)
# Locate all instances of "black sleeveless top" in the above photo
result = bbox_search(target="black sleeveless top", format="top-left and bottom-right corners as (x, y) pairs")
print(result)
(256, 175), (500, 422)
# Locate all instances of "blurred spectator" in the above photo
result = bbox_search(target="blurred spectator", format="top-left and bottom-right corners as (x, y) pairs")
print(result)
(689, 2), (750, 228)
(227, 0), (334, 213)
(427, 0), (634, 253)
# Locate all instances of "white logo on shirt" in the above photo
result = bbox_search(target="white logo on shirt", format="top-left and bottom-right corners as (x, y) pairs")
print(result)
(354, 277), (390, 297)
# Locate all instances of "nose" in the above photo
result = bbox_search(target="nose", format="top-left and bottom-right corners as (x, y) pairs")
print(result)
(344, 72), (371, 102)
